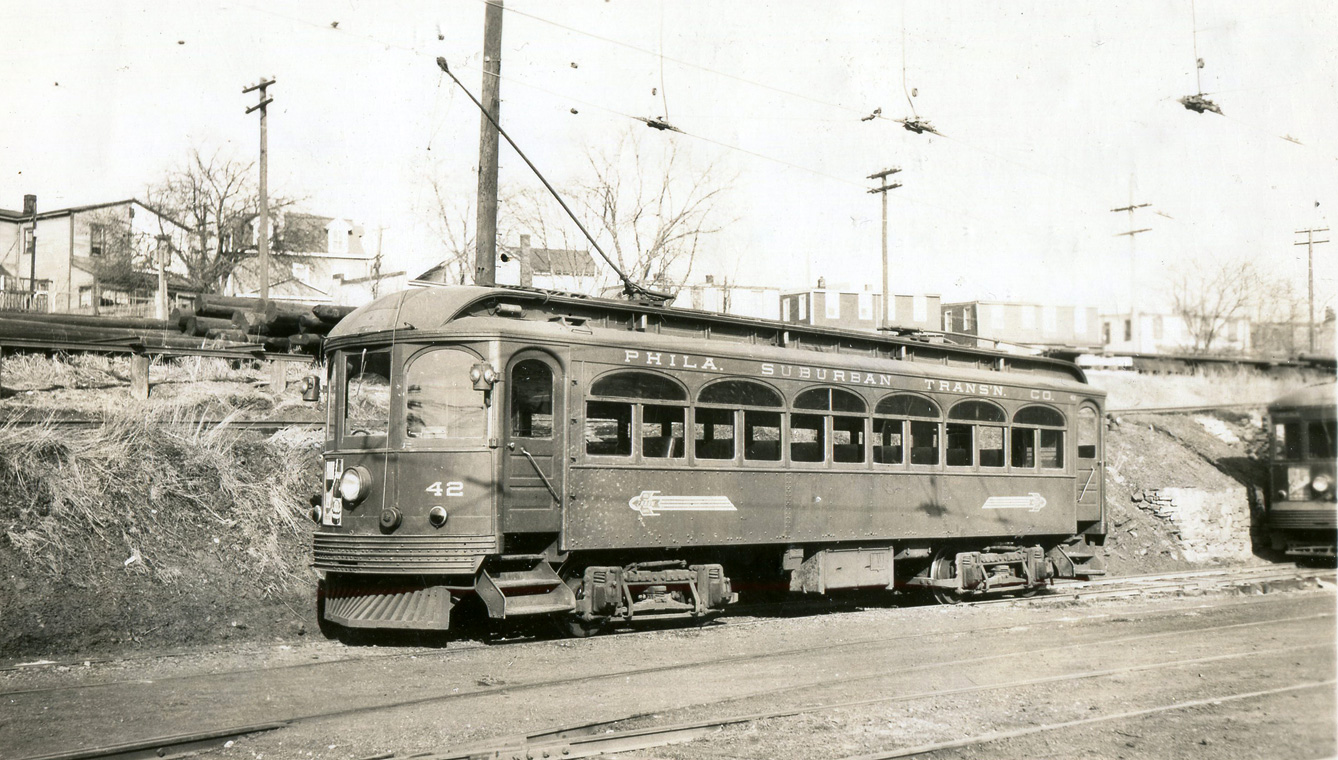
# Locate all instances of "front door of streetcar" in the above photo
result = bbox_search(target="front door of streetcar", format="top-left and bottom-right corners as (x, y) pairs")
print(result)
(501, 353), (564, 532)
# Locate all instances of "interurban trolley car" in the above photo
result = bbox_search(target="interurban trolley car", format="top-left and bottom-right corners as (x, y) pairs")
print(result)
(1265, 384), (1337, 559)
(311, 285), (1108, 637)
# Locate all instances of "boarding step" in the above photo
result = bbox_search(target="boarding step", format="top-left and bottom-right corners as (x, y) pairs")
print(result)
(476, 557), (576, 619)
(1050, 540), (1108, 578)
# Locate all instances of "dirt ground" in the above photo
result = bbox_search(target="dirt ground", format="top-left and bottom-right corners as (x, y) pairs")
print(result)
(0, 355), (1321, 660)
(1, 585), (1332, 760)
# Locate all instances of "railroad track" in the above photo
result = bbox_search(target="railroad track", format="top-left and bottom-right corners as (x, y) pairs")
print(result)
(12, 566), (1331, 760)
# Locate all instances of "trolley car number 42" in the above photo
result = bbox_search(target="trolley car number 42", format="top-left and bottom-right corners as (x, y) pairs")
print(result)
(425, 481), (465, 497)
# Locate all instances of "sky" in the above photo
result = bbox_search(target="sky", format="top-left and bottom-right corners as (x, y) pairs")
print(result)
(1, 0), (1334, 316)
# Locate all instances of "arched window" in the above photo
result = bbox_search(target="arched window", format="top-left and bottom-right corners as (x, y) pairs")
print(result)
(873, 393), (941, 466)
(948, 400), (1007, 423)
(875, 394), (940, 418)
(699, 379), (782, 407)
(1077, 406), (1099, 460)
(586, 371), (686, 459)
(404, 348), (487, 440)
(946, 400), (1006, 467)
(792, 387), (866, 464)
(1011, 405), (1066, 469)
(591, 371), (686, 400)
(794, 387), (866, 413)
(695, 380), (783, 461)
(510, 359), (553, 439)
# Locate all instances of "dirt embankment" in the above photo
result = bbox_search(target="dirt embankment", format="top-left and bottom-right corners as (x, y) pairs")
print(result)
(0, 355), (321, 657)
(0, 356), (1318, 659)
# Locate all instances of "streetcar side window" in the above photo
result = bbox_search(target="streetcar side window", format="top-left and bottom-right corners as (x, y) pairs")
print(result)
(874, 393), (940, 466)
(790, 413), (825, 462)
(642, 405), (686, 458)
(587, 370), (687, 460)
(586, 400), (632, 456)
(404, 348), (488, 440)
(510, 359), (553, 439)
(744, 410), (782, 461)
(1011, 428), (1036, 468)
(1012, 405), (1065, 469)
(873, 418), (904, 464)
(947, 400), (1007, 468)
(793, 387), (866, 464)
(343, 348), (393, 442)
(910, 420), (940, 465)
(697, 379), (784, 463)
(694, 407), (736, 460)
(1309, 420), (1336, 460)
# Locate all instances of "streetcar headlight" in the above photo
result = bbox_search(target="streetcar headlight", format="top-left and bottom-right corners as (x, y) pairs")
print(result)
(309, 505), (322, 523)
(336, 466), (371, 504)
(1313, 475), (1332, 494)
(428, 506), (449, 528)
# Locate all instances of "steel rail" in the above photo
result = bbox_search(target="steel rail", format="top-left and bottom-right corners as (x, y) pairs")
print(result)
(843, 678), (1338, 760)
(21, 603), (1332, 760)
(423, 641), (1333, 760)
(21, 722), (290, 760)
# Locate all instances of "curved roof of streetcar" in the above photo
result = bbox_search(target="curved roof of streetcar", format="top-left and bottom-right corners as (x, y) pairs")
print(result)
(328, 285), (1092, 385)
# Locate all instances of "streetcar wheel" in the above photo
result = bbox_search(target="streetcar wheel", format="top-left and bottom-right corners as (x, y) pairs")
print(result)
(929, 548), (962, 605)
(555, 574), (605, 638)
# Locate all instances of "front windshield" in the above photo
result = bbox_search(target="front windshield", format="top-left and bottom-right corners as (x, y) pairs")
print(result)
(405, 348), (488, 440)
(343, 348), (392, 440)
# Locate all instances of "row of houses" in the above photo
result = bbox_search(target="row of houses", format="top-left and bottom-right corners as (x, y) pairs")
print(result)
(0, 198), (406, 315)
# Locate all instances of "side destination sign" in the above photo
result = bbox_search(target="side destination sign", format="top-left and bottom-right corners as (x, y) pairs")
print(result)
(616, 349), (1070, 400)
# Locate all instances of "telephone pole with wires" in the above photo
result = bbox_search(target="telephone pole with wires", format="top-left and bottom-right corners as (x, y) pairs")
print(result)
(475, 0), (504, 287)
(1112, 194), (1152, 353)
(868, 167), (902, 329)
(1294, 227), (1329, 353)
(243, 77), (275, 306)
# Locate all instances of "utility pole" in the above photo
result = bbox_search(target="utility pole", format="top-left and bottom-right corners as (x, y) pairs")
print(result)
(23, 194), (36, 295)
(155, 234), (171, 320)
(244, 77), (275, 306)
(1112, 186), (1152, 353)
(867, 167), (902, 329)
(1294, 227), (1330, 353)
(474, 0), (504, 287)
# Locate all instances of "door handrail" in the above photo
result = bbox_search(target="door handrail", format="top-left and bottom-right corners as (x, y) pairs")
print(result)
(510, 442), (560, 503)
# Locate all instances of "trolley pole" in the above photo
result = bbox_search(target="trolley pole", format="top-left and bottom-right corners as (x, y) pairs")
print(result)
(244, 77), (275, 306)
(867, 167), (902, 329)
(1112, 195), (1151, 353)
(1294, 227), (1330, 353)
(474, 0), (504, 287)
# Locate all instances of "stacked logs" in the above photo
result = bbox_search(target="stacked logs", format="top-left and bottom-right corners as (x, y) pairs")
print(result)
(171, 295), (355, 354)
(0, 296), (354, 355)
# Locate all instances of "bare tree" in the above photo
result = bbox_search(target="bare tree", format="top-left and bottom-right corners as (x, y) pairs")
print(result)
(423, 172), (477, 285)
(1168, 259), (1259, 353)
(575, 129), (732, 293)
(146, 148), (294, 293)
(420, 129), (731, 295)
